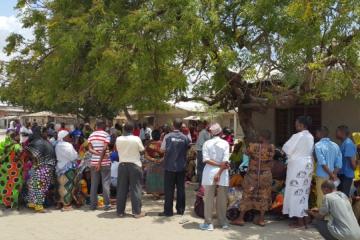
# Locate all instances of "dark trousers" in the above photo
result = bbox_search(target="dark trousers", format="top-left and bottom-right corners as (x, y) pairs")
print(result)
(164, 170), (186, 215)
(314, 220), (337, 240)
(90, 166), (111, 209)
(338, 174), (353, 197)
(116, 163), (143, 215)
(196, 151), (205, 185)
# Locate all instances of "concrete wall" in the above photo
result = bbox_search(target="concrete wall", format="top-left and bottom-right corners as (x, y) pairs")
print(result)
(322, 96), (360, 139)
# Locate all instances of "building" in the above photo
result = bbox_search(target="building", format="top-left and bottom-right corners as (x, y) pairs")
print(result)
(0, 102), (26, 129)
(252, 95), (360, 146)
(20, 111), (77, 127)
(115, 101), (242, 136)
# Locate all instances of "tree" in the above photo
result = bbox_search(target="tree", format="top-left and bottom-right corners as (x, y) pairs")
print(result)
(1, 0), (359, 139)
(176, 0), (360, 139)
(1, 0), (195, 119)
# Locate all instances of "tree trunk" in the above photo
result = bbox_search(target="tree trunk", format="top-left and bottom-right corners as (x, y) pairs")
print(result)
(237, 108), (257, 142)
(123, 108), (133, 122)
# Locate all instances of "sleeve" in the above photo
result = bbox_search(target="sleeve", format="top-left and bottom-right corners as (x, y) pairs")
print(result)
(202, 142), (210, 162)
(70, 145), (79, 161)
(314, 145), (326, 166)
(104, 134), (111, 144)
(282, 134), (299, 156)
(223, 142), (230, 162)
(335, 146), (343, 169)
(160, 135), (168, 151)
(319, 196), (329, 215)
(138, 138), (145, 152)
(344, 142), (356, 158)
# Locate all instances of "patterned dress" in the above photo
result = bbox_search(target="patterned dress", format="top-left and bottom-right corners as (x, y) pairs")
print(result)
(0, 137), (23, 208)
(26, 138), (56, 209)
(240, 143), (275, 212)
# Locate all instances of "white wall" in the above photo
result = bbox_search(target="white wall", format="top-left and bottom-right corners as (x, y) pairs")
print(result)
(322, 96), (360, 140)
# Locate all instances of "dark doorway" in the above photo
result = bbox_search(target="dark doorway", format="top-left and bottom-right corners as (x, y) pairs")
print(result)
(275, 103), (321, 146)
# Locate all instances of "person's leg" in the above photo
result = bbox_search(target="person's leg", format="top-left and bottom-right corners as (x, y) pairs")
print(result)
(175, 171), (186, 214)
(316, 177), (326, 208)
(342, 176), (353, 197)
(216, 186), (229, 226)
(314, 220), (337, 240)
(163, 170), (175, 216)
(90, 167), (100, 210)
(197, 151), (204, 186)
(203, 185), (216, 225)
(116, 163), (129, 215)
(100, 166), (111, 208)
(129, 164), (143, 215)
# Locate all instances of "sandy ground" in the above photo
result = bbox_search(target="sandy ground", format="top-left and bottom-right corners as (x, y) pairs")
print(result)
(0, 184), (322, 240)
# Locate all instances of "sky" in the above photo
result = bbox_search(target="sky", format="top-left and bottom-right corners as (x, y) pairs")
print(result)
(0, 0), (32, 60)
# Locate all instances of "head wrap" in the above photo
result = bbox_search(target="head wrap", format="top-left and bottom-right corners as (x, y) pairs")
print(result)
(58, 130), (69, 142)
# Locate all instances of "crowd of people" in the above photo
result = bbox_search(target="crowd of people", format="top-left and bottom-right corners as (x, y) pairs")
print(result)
(1, 117), (360, 240)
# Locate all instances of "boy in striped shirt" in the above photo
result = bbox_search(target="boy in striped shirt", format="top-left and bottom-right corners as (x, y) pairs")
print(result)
(88, 121), (112, 210)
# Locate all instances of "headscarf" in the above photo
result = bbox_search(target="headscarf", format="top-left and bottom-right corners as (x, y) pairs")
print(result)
(26, 126), (56, 166)
(58, 130), (69, 142)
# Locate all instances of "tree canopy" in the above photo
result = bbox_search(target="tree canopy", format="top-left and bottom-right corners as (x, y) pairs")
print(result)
(1, 0), (359, 137)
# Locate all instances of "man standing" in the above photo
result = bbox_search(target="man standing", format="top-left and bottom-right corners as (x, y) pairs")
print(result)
(336, 125), (357, 197)
(307, 180), (360, 240)
(199, 123), (230, 231)
(88, 121), (111, 210)
(314, 126), (342, 207)
(159, 119), (190, 217)
(116, 122), (145, 218)
(195, 121), (210, 187)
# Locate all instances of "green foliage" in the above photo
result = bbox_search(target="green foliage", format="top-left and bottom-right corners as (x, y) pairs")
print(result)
(1, 0), (359, 121)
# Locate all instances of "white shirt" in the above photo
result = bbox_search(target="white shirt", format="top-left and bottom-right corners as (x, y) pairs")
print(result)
(55, 141), (78, 174)
(111, 161), (120, 178)
(116, 135), (145, 167)
(140, 127), (152, 141)
(201, 136), (230, 186)
(282, 130), (314, 162)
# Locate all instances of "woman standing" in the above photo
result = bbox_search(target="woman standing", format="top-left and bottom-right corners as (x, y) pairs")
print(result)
(144, 130), (164, 198)
(231, 130), (275, 226)
(26, 127), (56, 213)
(0, 131), (23, 208)
(282, 116), (314, 228)
(55, 130), (79, 211)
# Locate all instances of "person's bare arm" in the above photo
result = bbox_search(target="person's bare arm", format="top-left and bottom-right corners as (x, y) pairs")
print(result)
(96, 143), (108, 171)
(321, 165), (337, 180)
(350, 157), (357, 170)
(88, 142), (100, 155)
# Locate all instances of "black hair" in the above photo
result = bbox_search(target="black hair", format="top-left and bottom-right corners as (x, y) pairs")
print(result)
(61, 122), (66, 128)
(173, 118), (183, 130)
(296, 116), (312, 129)
(316, 126), (329, 137)
(259, 129), (272, 141)
(336, 125), (350, 136)
(321, 180), (336, 191)
(151, 129), (161, 141)
(96, 121), (106, 130)
(124, 122), (135, 133)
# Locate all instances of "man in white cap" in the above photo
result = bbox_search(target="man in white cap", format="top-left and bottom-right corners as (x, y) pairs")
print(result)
(200, 123), (230, 231)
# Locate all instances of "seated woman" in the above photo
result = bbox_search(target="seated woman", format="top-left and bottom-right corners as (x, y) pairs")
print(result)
(55, 130), (79, 211)
(144, 130), (164, 199)
(0, 130), (23, 209)
(231, 130), (275, 226)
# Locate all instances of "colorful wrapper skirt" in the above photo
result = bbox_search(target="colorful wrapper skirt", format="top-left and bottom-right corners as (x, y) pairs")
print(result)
(27, 165), (53, 206)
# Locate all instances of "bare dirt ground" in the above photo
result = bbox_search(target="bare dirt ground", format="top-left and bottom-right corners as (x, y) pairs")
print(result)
(0, 184), (322, 240)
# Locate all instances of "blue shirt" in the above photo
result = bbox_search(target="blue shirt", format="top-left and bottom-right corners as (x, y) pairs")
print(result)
(339, 138), (357, 178)
(315, 138), (342, 178)
(161, 130), (190, 172)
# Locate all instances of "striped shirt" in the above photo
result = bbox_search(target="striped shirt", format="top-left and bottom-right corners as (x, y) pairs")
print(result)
(88, 130), (111, 167)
